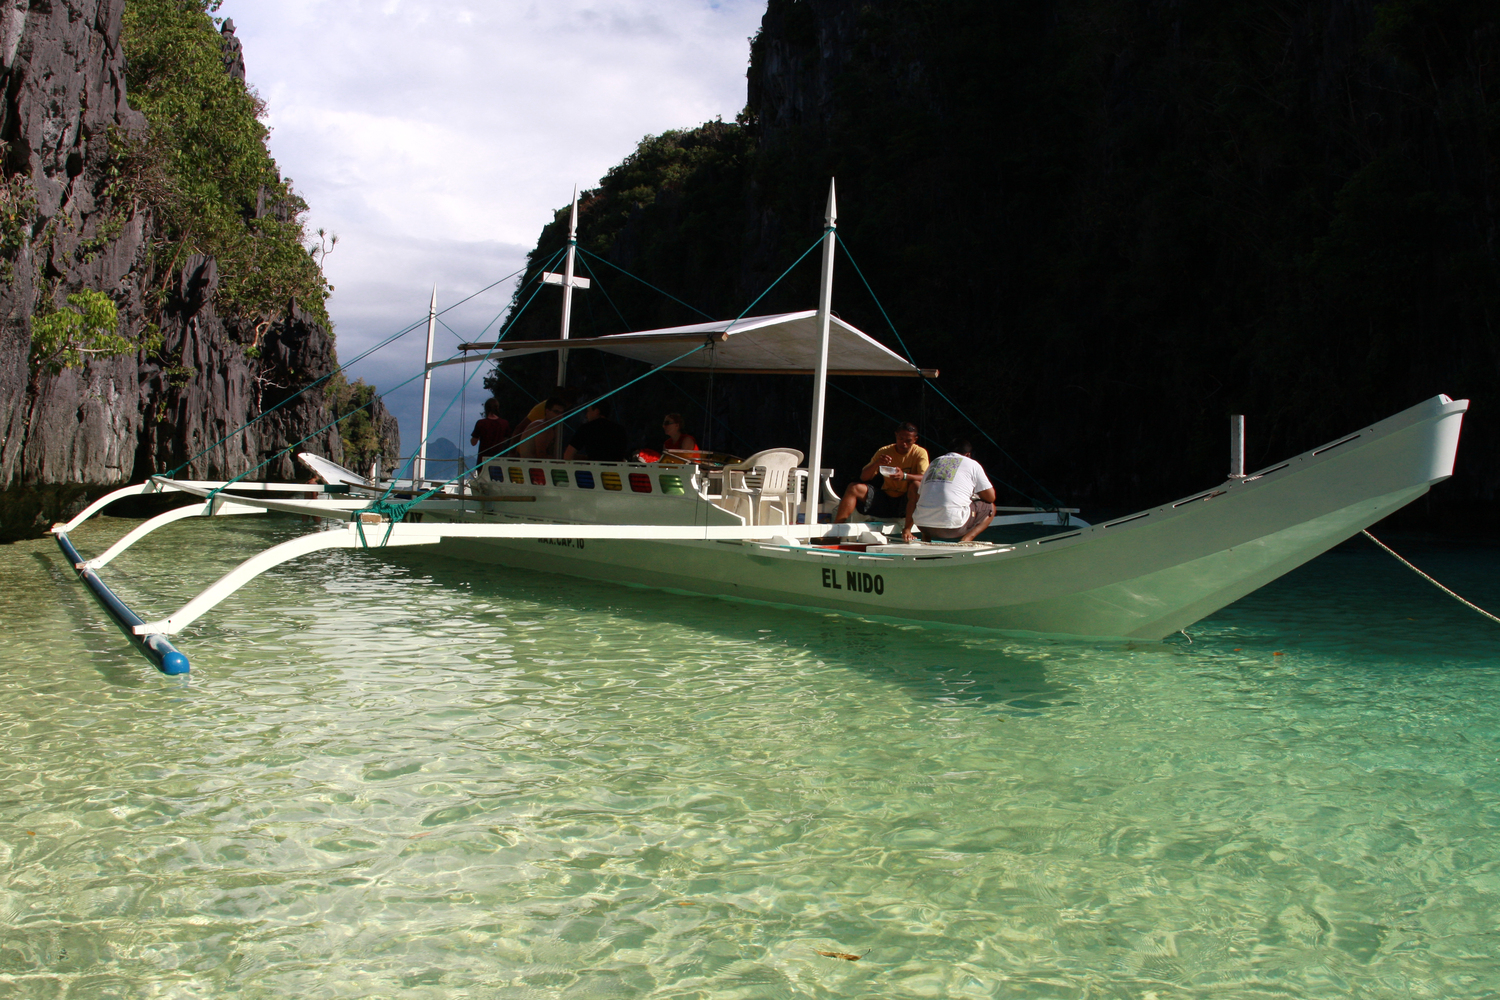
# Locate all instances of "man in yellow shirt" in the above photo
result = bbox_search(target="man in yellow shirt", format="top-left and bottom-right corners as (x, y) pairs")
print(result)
(517, 398), (569, 458)
(523, 385), (576, 425)
(833, 421), (929, 523)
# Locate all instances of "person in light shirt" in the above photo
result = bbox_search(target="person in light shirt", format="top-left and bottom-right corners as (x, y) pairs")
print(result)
(903, 438), (997, 543)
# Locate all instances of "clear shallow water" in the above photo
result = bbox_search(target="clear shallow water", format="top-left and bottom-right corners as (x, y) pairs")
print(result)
(3, 516), (1500, 998)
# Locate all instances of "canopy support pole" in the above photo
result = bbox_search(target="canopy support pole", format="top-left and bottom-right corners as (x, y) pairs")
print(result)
(804, 178), (837, 527)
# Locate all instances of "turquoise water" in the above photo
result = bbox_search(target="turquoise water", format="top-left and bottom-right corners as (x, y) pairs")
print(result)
(3, 516), (1500, 998)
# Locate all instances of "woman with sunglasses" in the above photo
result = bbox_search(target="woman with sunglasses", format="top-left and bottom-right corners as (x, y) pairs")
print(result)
(661, 413), (699, 457)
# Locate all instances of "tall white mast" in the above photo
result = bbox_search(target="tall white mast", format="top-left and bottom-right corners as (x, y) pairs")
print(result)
(557, 186), (580, 387)
(805, 178), (837, 526)
(416, 285), (437, 484)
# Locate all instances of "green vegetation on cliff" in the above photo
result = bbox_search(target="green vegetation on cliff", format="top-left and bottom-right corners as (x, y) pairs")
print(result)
(326, 374), (389, 474)
(28, 290), (133, 376)
(504, 122), (753, 339)
(120, 0), (330, 327)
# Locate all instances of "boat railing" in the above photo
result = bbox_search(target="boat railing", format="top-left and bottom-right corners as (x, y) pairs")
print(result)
(472, 456), (699, 496)
(467, 455), (839, 525)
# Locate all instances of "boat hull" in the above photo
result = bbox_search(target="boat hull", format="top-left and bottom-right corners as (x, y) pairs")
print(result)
(423, 395), (1467, 640)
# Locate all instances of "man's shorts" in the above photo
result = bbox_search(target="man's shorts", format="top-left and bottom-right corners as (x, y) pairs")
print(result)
(859, 481), (908, 520)
(918, 500), (996, 540)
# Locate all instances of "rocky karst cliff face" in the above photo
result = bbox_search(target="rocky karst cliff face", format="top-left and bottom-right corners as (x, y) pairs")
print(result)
(0, 0), (148, 513)
(0, 1), (396, 540)
(134, 253), (350, 484)
(746, 0), (860, 138)
(510, 0), (1497, 530)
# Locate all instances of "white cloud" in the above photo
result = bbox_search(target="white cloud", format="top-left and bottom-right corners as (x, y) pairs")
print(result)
(218, 0), (765, 450)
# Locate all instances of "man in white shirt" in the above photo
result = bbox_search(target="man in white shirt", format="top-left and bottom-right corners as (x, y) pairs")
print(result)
(903, 439), (997, 543)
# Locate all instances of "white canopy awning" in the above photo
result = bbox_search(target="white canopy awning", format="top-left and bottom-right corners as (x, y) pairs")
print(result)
(432, 311), (935, 377)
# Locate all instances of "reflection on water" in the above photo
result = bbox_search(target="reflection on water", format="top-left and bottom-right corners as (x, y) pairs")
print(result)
(2, 517), (1498, 997)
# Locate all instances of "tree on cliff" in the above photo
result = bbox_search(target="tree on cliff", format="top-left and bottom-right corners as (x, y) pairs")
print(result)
(28, 291), (134, 376)
(121, 0), (331, 327)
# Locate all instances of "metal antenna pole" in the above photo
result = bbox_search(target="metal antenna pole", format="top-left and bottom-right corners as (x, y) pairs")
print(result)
(805, 179), (837, 527)
(1230, 414), (1246, 479)
(417, 286), (437, 484)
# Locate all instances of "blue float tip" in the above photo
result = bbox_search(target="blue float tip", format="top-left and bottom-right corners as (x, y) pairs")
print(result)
(143, 634), (191, 675)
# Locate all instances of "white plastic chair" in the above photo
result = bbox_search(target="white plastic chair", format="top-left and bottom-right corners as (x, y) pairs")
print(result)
(722, 448), (804, 525)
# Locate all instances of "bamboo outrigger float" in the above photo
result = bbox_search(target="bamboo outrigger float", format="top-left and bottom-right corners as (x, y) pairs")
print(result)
(53, 183), (1469, 673)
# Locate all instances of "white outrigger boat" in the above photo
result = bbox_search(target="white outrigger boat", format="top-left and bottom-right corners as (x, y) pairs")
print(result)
(53, 184), (1468, 673)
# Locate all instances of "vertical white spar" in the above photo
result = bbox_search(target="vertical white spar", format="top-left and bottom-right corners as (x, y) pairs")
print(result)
(416, 285), (437, 484)
(804, 179), (838, 526)
(557, 186), (580, 388)
(537, 189), (590, 459)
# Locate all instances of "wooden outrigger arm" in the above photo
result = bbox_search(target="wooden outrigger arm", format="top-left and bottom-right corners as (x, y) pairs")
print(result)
(128, 518), (832, 639)
(52, 478), (372, 676)
(81, 498), (267, 570)
(129, 525), (441, 636)
(54, 476), (827, 675)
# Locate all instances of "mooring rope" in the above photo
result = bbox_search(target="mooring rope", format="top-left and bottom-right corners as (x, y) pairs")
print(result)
(1362, 530), (1500, 625)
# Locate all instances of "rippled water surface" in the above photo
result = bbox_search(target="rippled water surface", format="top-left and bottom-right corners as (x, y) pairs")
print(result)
(4, 516), (1500, 998)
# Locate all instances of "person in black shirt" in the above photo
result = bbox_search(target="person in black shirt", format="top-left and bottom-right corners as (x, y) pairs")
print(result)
(565, 403), (629, 462)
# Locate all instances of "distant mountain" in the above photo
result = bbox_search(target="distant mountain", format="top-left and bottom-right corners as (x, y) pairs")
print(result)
(398, 437), (469, 481)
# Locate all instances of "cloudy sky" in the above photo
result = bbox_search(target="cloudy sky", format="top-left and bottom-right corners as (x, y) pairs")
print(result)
(219, 0), (767, 459)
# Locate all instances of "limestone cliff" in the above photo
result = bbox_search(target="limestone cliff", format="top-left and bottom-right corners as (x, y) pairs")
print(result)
(509, 0), (1498, 530)
(0, 1), (397, 540)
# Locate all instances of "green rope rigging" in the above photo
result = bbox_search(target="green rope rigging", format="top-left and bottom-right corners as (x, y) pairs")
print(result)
(372, 246), (567, 501)
(727, 230), (826, 331)
(355, 341), (716, 547)
(203, 251), (566, 505)
(574, 252), (633, 332)
(166, 263), (532, 479)
(576, 246), (714, 320)
(833, 232), (1064, 510)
